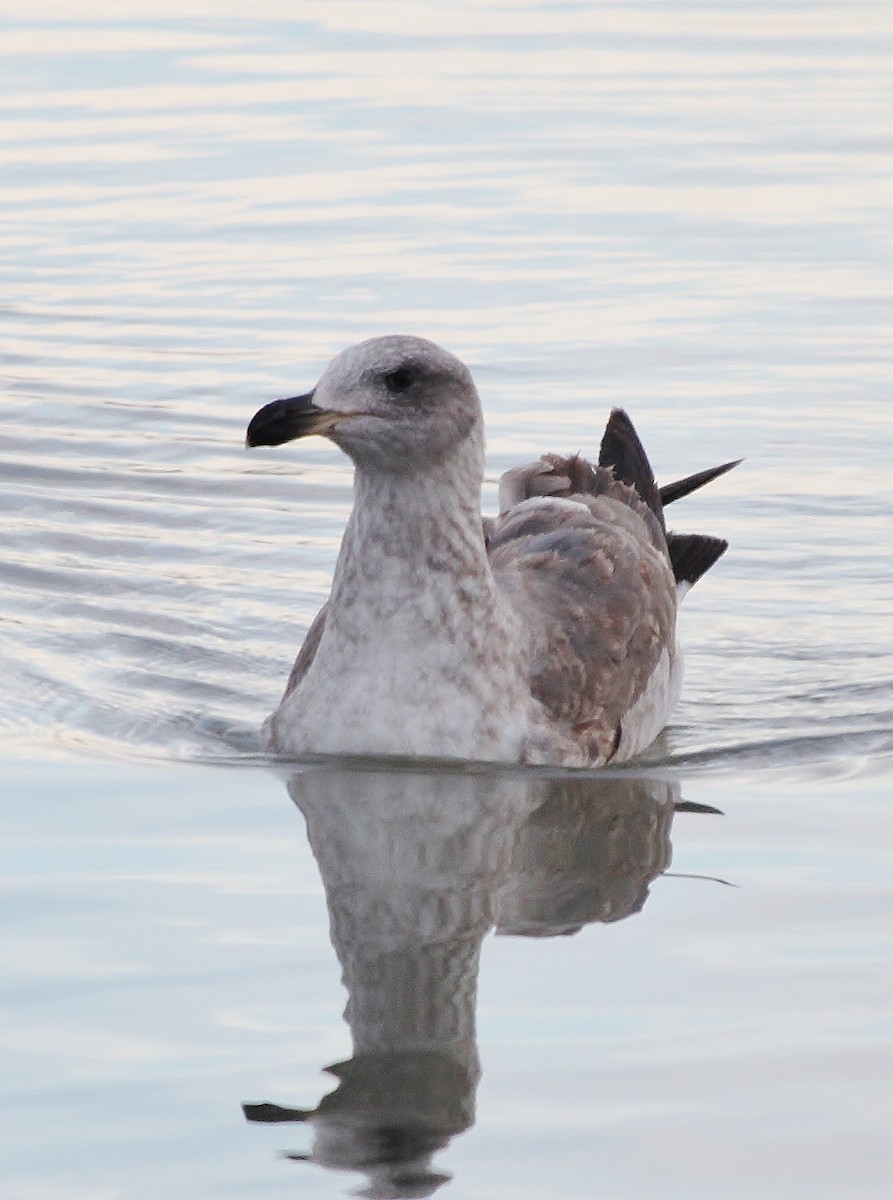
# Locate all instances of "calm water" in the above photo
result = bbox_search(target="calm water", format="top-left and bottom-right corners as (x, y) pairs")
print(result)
(2, 4), (892, 1197)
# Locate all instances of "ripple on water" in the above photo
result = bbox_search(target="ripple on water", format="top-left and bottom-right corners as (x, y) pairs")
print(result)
(2, 3), (892, 776)
(3, 382), (892, 771)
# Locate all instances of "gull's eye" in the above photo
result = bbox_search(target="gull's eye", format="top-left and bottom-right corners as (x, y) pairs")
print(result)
(382, 366), (415, 395)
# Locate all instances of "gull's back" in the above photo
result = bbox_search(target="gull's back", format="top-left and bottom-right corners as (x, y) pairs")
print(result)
(487, 410), (729, 764)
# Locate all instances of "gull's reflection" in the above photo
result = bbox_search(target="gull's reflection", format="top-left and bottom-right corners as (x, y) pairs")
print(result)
(497, 774), (677, 937)
(244, 764), (718, 1197)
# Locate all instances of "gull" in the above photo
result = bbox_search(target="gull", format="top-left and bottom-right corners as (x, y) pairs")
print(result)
(246, 336), (737, 767)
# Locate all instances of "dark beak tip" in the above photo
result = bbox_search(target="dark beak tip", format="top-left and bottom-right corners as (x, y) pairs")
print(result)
(244, 414), (267, 448)
(245, 393), (319, 449)
(244, 417), (268, 449)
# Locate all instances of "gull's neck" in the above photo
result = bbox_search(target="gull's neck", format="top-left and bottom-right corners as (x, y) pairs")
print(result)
(274, 435), (534, 761)
(328, 443), (497, 629)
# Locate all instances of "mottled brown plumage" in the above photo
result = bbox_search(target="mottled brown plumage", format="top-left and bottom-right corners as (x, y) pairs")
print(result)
(486, 452), (676, 761)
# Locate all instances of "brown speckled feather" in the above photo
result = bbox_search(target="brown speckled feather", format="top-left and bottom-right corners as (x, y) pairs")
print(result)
(487, 455), (676, 757)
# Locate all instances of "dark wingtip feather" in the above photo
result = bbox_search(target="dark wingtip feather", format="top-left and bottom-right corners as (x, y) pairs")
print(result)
(659, 459), (742, 507)
(666, 532), (728, 587)
(598, 408), (664, 525)
(243, 1102), (313, 1124)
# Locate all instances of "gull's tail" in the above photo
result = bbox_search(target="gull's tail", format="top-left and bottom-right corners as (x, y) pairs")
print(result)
(665, 531), (729, 592)
(659, 458), (742, 506)
(599, 408), (739, 591)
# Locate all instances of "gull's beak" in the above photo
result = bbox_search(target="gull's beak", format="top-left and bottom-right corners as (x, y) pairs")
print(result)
(245, 391), (342, 448)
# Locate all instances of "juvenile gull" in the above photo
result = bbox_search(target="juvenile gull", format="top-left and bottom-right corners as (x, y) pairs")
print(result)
(246, 335), (737, 767)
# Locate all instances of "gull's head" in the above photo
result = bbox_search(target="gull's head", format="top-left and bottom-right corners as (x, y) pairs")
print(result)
(246, 335), (483, 474)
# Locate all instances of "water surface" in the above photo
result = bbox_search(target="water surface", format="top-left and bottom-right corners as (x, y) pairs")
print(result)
(1, 4), (892, 1198)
